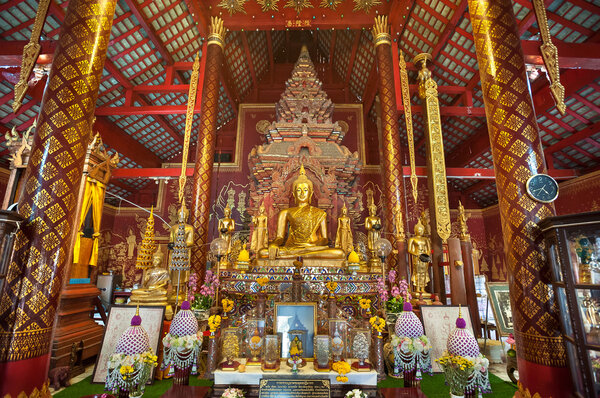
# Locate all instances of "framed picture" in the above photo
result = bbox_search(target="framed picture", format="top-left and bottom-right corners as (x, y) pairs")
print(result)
(420, 305), (474, 373)
(274, 302), (317, 358)
(486, 282), (514, 337)
(92, 305), (165, 384)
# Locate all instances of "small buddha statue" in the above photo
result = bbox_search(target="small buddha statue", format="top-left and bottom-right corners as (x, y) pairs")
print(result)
(290, 335), (303, 356)
(168, 205), (194, 304)
(250, 203), (269, 253)
(130, 252), (173, 320)
(335, 203), (353, 255)
(408, 219), (432, 294)
(365, 204), (381, 254)
(257, 165), (345, 261)
(219, 204), (235, 258)
(458, 201), (470, 241)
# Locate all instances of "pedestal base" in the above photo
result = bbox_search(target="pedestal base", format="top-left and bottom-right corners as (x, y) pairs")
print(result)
(219, 360), (240, 371)
(351, 361), (372, 372)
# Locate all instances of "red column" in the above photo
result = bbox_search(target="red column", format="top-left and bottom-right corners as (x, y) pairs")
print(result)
(190, 17), (226, 280)
(467, 0), (572, 395)
(372, 16), (408, 280)
(0, 0), (117, 395)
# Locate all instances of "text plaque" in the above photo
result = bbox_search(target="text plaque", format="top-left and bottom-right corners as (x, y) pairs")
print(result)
(259, 379), (330, 398)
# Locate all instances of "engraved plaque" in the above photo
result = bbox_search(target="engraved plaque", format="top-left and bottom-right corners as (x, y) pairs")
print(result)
(259, 379), (330, 398)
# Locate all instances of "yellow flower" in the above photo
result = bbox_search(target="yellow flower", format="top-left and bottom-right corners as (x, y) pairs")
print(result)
(222, 298), (234, 313)
(256, 277), (269, 287)
(208, 314), (222, 332)
(326, 281), (338, 293)
(359, 298), (371, 310)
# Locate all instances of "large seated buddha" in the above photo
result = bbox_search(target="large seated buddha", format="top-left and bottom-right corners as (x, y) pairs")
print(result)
(257, 165), (345, 262)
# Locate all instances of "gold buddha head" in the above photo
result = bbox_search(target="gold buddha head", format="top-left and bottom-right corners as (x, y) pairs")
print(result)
(259, 203), (266, 214)
(414, 219), (425, 236)
(341, 203), (348, 216)
(178, 203), (190, 222)
(368, 203), (377, 217)
(224, 204), (232, 217)
(292, 164), (313, 204)
(153, 251), (165, 268)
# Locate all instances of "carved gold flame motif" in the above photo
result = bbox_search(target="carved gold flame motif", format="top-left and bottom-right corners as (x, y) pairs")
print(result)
(399, 50), (418, 204)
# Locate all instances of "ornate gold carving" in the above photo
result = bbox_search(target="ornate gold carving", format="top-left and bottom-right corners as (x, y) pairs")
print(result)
(257, 0), (279, 11)
(217, 0), (248, 15)
(284, 0), (313, 14)
(5, 121), (35, 168)
(13, 0), (51, 113)
(178, 53), (201, 205)
(355, 0), (382, 13)
(414, 53), (451, 243)
(372, 15), (391, 48)
(532, 0), (565, 115)
(2, 380), (51, 398)
(392, 203), (405, 240)
(399, 50), (418, 204)
(458, 200), (470, 241)
(516, 381), (542, 398)
(320, 0), (344, 10)
(208, 17), (227, 49)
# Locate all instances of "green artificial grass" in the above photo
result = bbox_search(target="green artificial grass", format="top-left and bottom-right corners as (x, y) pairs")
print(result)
(379, 373), (517, 397)
(56, 372), (516, 397)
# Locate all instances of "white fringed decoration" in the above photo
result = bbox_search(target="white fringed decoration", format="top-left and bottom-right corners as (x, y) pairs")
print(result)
(162, 332), (203, 370)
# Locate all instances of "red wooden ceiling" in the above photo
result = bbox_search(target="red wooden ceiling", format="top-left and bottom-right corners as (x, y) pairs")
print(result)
(0, 0), (599, 207)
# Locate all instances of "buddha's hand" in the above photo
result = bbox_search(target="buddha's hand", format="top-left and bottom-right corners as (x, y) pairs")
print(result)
(268, 244), (279, 260)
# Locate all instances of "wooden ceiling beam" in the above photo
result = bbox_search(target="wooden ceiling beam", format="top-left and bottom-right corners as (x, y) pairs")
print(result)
(430, 6), (468, 62)
(241, 31), (258, 101)
(181, 0), (208, 37)
(545, 120), (600, 155)
(344, 31), (362, 101)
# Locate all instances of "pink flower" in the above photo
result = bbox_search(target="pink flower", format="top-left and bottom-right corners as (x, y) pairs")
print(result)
(388, 270), (397, 284)
(391, 286), (400, 298)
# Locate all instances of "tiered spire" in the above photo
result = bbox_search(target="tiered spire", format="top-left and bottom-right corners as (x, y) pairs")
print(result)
(135, 207), (156, 269)
(170, 204), (191, 271)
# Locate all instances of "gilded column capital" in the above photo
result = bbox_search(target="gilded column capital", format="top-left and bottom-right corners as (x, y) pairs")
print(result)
(208, 16), (227, 49)
(372, 15), (391, 48)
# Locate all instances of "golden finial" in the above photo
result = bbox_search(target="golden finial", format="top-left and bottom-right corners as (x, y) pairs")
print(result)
(136, 304), (140, 317)
(458, 304), (462, 318)
(372, 15), (391, 47)
(208, 16), (227, 49)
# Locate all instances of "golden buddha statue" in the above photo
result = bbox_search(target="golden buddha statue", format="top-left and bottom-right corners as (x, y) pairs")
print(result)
(168, 205), (194, 304)
(218, 204), (235, 258)
(365, 203), (381, 254)
(250, 203), (269, 253)
(334, 203), (353, 255)
(130, 252), (173, 320)
(257, 165), (345, 261)
(458, 200), (470, 241)
(408, 219), (432, 294)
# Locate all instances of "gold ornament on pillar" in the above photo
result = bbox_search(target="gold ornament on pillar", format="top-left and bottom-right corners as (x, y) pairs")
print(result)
(399, 50), (418, 204)
(457, 201), (470, 242)
(532, 0), (565, 115)
(372, 15), (391, 47)
(208, 17), (227, 50)
(177, 52), (201, 205)
(414, 53), (451, 243)
(12, 0), (51, 113)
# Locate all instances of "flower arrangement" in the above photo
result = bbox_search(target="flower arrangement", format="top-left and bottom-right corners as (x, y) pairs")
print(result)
(208, 314), (222, 336)
(106, 351), (157, 395)
(188, 270), (220, 310)
(369, 316), (386, 337)
(222, 298), (234, 315)
(436, 352), (491, 395)
(221, 387), (245, 398)
(345, 389), (367, 398)
(358, 298), (371, 315)
(326, 281), (338, 296)
(332, 360), (351, 382)
(256, 276), (269, 292)
(386, 270), (411, 313)
(376, 277), (388, 303)
(392, 335), (431, 355)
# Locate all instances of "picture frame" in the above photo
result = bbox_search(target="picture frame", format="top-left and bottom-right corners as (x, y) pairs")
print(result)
(274, 302), (317, 359)
(92, 305), (166, 384)
(485, 282), (514, 337)
(420, 305), (474, 373)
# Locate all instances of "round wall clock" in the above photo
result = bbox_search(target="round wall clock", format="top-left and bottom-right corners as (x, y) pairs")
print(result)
(526, 174), (559, 203)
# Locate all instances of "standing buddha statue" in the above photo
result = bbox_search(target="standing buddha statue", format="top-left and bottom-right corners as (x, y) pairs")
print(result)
(407, 219), (432, 295)
(218, 204), (235, 264)
(365, 203), (382, 270)
(335, 203), (353, 255)
(250, 203), (269, 253)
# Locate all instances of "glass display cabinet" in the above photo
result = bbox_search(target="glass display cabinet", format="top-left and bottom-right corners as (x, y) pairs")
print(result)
(540, 212), (600, 398)
(313, 335), (332, 371)
(244, 317), (265, 366)
(329, 319), (348, 361)
(262, 334), (280, 372)
(219, 327), (240, 371)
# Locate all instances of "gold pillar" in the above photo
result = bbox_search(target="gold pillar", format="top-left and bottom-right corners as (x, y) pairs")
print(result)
(0, 0), (117, 395)
(467, 0), (571, 395)
(190, 17), (226, 280)
(414, 54), (451, 301)
(372, 16), (408, 279)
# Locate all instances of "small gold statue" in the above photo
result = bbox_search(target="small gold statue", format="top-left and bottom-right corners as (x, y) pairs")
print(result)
(218, 204), (235, 257)
(365, 203), (382, 271)
(458, 201), (470, 241)
(290, 335), (303, 357)
(130, 252), (173, 320)
(335, 203), (354, 255)
(408, 219), (432, 294)
(168, 205), (194, 304)
(392, 203), (405, 240)
(257, 165), (345, 260)
(250, 203), (269, 253)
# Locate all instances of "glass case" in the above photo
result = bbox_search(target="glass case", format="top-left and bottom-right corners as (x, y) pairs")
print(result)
(351, 328), (371, 371)
(329, 319), (348, 362)
(540, 212), (600, 398)
(262, 334), (280, 372)
(244, 317), (265, 366)
(219, 327), (240, 371)
(314, 335), (332, 371)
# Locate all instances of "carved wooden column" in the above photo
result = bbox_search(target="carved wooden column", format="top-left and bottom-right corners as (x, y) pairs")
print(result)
(467, 0), (571, 395)
(372, 16), (408, 279)
(0, 0), (117, 396)
(414, 54), (451, 303)
(190, 17), (226, 281)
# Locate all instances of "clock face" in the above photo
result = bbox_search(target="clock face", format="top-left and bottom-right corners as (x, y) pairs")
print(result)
(526, 174), (559, 203)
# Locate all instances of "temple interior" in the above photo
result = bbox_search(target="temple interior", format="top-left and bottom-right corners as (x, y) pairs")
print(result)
(0, 0), (599, 397)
